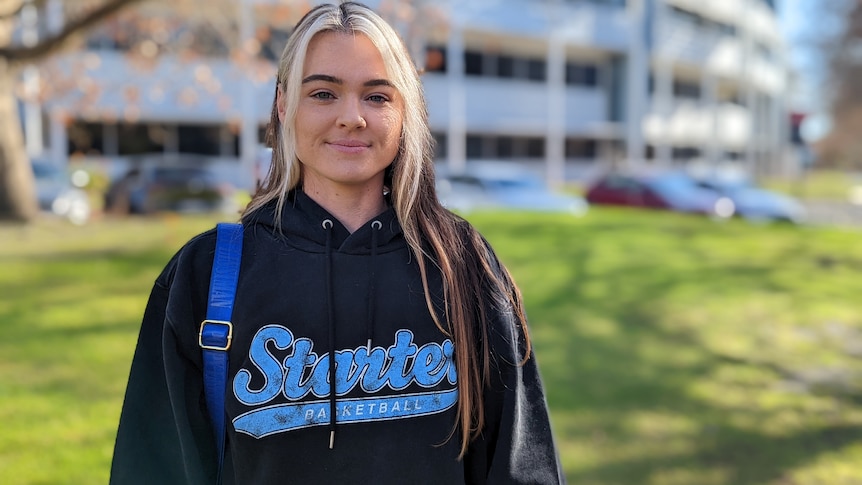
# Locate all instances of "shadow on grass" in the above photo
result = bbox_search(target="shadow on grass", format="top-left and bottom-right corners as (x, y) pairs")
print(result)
(0, 248), (171, 352)
(571, 422), (862, 484)
(470, 211), (862, 484)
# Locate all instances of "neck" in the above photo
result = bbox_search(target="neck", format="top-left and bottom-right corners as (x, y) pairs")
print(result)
(301, 182), (387, 233)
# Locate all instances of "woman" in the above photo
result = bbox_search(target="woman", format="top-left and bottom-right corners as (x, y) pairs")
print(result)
(110, 3), (562, 483)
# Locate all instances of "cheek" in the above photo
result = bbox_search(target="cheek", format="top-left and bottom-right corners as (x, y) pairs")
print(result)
(296, 106), (316, 131)
(294, 111), (328, 152)
(380, 110), (404, 145)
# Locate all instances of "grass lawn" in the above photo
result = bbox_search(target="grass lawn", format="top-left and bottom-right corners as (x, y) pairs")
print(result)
(1, 209), (861, 484)
(763, 169), (858, 202)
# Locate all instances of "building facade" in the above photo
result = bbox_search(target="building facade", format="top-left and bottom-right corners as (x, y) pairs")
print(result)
(25, 0), (791, 185)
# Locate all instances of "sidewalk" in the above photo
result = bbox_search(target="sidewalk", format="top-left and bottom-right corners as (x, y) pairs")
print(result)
(803, 201), (862, 227)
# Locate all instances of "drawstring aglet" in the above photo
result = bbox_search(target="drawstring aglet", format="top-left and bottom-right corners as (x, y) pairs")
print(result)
(329, 430), (335, 450)
(366, 338), (372, 350)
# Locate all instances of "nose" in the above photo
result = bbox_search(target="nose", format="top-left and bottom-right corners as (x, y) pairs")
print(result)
(337, 97), (367, 130)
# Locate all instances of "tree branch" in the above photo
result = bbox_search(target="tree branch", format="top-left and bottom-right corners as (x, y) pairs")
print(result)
(0, 0), (148, 64)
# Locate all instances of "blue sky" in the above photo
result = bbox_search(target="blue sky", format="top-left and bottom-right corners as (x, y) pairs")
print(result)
(777, 0), (837, 112)
(777, 0), (817, 110)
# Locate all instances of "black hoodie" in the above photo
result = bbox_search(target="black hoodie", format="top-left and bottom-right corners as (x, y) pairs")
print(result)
(110, 191), (564, 484)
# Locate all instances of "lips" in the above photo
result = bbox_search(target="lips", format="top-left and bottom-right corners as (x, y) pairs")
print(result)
(328, 140), (370, 154)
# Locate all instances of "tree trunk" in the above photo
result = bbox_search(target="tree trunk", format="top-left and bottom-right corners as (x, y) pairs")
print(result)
(0, 0), (36, 222)
(0, 0), (148, 222)
(0, 67), (37, 222)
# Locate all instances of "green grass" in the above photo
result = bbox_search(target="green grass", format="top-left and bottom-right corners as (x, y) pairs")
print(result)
(0, 214), (221, 485)
(763, 169), (858, 202)
(2, 209), (862, 484)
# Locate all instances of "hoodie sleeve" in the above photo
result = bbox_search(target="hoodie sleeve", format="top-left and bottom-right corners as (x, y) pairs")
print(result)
(464, 247), (566, 484)
(110, 246), (218, 485)
(464, 312), (566, 484)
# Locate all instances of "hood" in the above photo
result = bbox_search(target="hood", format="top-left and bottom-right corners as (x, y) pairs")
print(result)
(245, 190), (405, 254)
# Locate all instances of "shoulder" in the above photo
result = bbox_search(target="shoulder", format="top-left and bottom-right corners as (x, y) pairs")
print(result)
(444, 213), (500, 260)
(154, 227), (219, 290)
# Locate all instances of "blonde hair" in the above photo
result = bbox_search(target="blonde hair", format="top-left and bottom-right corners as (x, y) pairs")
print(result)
(242, 1), (530, 458)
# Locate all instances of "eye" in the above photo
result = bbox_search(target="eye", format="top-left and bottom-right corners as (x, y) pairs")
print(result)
(367, 94), (389, 104)
(311, 91), (335, 100)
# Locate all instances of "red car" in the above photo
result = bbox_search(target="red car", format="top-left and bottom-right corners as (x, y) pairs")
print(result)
(585, 170), (735, 218)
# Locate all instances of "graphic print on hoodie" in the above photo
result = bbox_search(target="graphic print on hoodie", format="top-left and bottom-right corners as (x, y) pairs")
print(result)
(231, 325), (458, 438)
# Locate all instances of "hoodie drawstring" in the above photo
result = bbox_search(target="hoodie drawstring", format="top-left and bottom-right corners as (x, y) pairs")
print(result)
(322, 218), (383, 451)
(322, 219), (336, 450)
(366, 220), (382, 350)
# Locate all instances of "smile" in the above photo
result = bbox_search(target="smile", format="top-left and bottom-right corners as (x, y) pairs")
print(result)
(328, 141), (370, 154)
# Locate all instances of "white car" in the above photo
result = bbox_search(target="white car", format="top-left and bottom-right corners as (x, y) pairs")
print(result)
(435, 162), (588, 216)
(32, 161), (91, 225)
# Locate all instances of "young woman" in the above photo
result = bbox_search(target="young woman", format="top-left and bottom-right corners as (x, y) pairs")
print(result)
(110, 3), (563, 483)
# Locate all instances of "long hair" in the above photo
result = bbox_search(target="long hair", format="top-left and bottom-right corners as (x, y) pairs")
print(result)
(241, 1), (531, 458)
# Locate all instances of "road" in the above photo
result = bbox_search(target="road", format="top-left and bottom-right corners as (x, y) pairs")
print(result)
(803, 201), (862, 227)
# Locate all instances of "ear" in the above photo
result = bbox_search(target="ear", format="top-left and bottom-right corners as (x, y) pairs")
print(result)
(276, 84), (287, 124)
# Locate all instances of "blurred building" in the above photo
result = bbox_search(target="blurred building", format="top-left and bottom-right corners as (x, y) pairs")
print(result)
(26, 0), (791, 184)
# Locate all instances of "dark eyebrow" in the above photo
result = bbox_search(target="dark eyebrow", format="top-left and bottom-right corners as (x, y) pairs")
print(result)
(363, 79), (394, 88)
(302, 74), (341, 84)
(301, 74), (394, 88)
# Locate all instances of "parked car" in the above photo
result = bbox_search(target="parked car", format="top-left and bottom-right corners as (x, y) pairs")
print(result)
(693, 176), (806, 224)
(435, 162), (588, 216)
(104, 161), (235, 215)
(585, 170), (735, 219)
(31, 161), (91, 225)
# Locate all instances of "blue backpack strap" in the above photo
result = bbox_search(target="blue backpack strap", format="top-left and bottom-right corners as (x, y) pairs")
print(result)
(200, 222), (243, 483)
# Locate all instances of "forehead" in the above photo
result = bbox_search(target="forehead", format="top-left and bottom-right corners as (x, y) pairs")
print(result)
(303, 31), (389, 75)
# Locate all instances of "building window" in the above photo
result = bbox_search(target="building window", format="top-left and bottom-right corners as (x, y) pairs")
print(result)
(566, 62), (598, 86)
(118, 123), (167, 155)
(425, 46), (447, 73)
(526, 137), (545, 158)
(497, 55), (515, 78)
(466, 135), (484, 158)
(461, 49), (549, 83)
(527, 59), (546, 81)
(464, 134), (546, 159)
(496, 137), (515, 158)
(671, 146), (701, 160)
(464, 51), (484, 76)
(565, 138), (597, 158)
(178, 124), (235, 156)
(673, 80), (701, 99)
(432, 132), (447, 159)
(67, 121), (105, 155)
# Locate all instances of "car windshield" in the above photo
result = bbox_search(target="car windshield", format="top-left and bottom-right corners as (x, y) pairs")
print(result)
(712, 178), (753, 192)
(31, 163), (65, 182)
(648, 174), (700, 199)
(483, 176), (545, 190)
